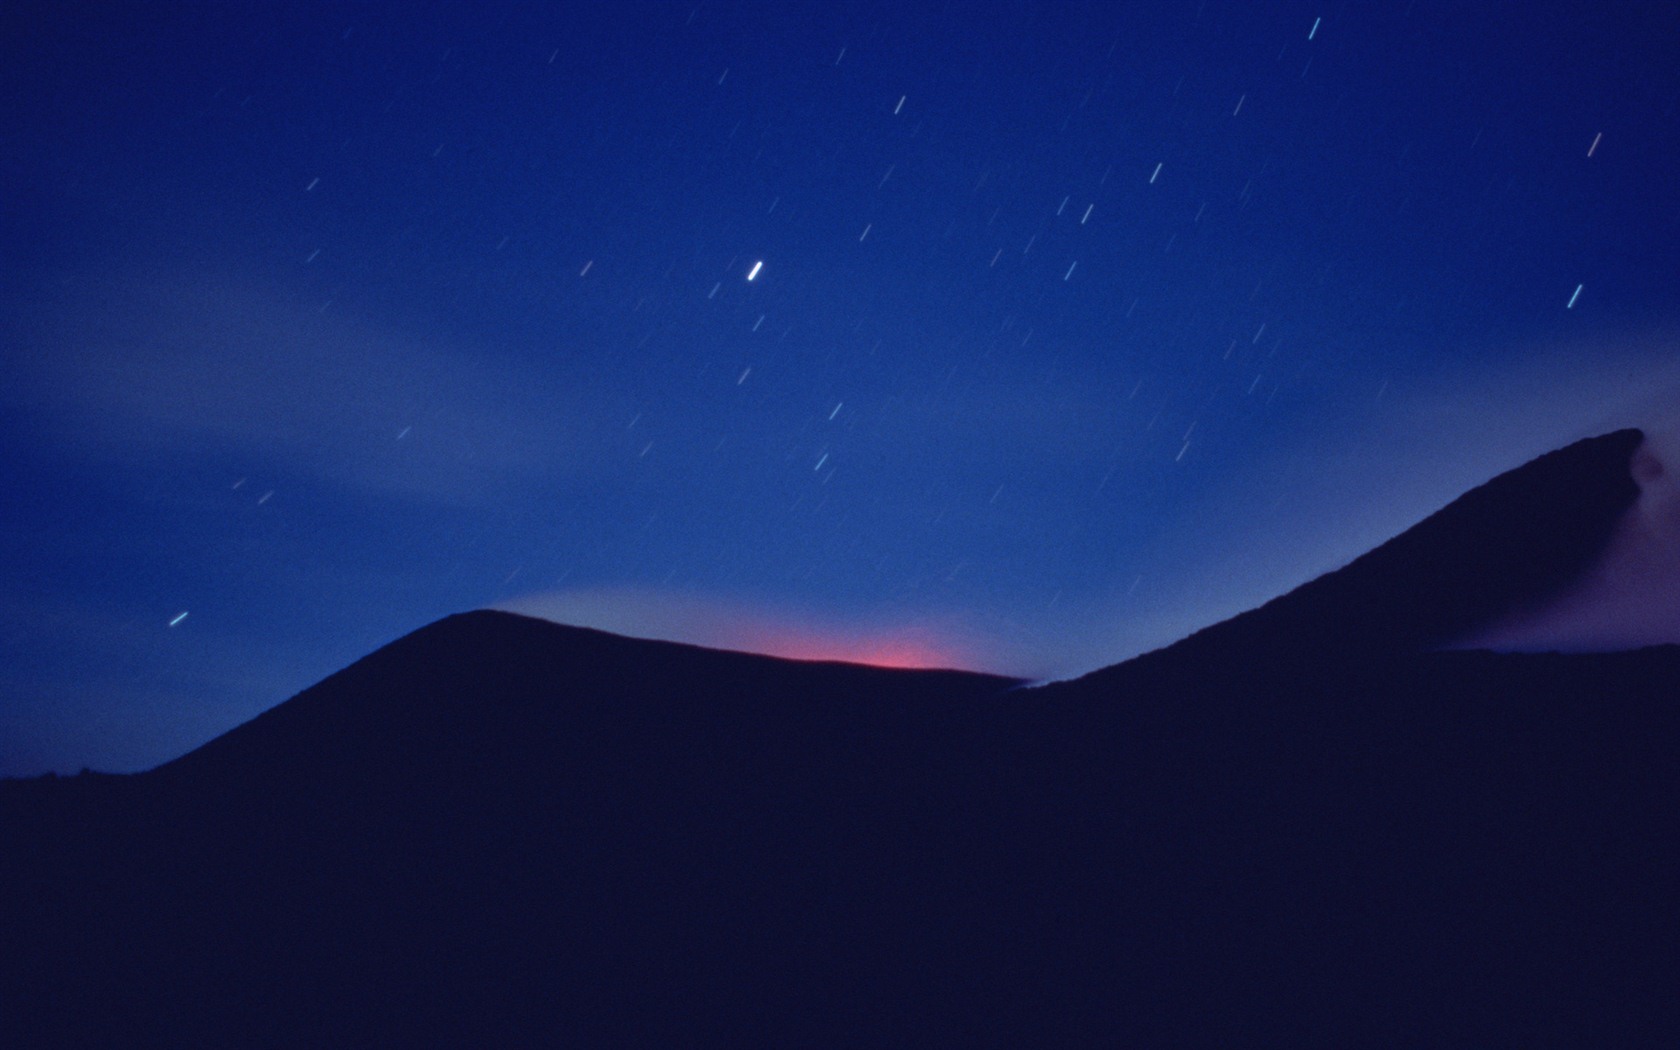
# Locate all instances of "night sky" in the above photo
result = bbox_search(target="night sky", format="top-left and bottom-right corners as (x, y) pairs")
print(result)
(4, 0), (1677, 776)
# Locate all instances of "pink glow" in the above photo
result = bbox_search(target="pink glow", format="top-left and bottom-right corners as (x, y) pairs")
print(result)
(495, 587), (997, 673)
(727, 624), (975, 670)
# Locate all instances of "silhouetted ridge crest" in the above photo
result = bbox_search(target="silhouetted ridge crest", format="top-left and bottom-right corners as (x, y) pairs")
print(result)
(1146, 428), (1645, 664)
(152, 610), (1020, 784)
(4, 469), (1677, 1045)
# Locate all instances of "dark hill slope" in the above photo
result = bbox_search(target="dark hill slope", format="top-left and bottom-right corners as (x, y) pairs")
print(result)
(156, 609), (1019, 791)
(2, 614), (1025, 1047)
(3, 430), (1677, 1046)
(5, 616), (1674, 1046)
(1011, 644), (1680, 1046)
(1098, 427), (1647, 673)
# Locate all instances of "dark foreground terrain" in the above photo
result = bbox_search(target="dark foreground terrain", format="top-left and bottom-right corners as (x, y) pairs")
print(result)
(4, 431), (1677, 1046)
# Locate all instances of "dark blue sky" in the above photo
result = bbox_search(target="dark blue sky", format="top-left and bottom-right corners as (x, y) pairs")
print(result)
(4, 0), (1677, 775)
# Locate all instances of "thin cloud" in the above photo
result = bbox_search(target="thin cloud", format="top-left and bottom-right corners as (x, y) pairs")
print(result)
(7, 265), (624, 505)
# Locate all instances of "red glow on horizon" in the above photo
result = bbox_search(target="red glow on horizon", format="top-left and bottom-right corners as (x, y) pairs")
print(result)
(730, 624), (975, 671)
(498, 588), (1005, 674)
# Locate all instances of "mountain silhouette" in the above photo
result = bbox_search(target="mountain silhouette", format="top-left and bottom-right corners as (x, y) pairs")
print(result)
(3, 431), (1676, 1047)
(1111, 427), (1648, 671)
